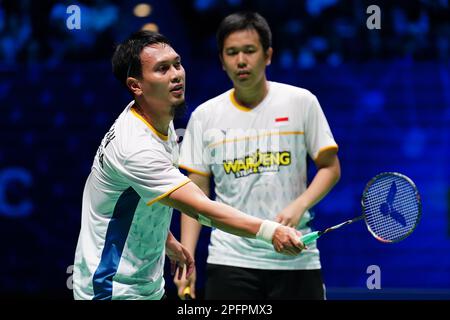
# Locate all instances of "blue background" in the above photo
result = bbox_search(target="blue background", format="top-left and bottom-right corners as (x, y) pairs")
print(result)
(0, 0), (449, 299)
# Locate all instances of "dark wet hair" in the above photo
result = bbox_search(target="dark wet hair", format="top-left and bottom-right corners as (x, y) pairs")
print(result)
(216, 11), (272, 55)
(111, 30), (171, 88)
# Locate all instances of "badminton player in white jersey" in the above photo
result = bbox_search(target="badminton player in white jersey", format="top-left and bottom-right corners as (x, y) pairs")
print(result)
(174, 12), (341, 300)
(72, 30), (304, 300)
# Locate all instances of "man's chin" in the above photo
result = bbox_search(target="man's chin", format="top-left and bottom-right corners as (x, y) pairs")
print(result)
(171, 99), (187, 119)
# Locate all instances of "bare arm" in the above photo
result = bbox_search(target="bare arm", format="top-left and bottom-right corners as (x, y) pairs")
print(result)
(168, 173), (305, 298)
(159, 179), (304, 255)
(160, 181), (261, 238)
(174, 173), (209, 299)
(180, 173), (210, 255)
(276, 148), (341, 227)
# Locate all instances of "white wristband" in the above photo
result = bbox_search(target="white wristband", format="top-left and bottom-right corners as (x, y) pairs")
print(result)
(256, 220), (281, 243)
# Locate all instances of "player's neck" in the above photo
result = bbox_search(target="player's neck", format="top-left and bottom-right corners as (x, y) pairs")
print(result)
(133, 100), (170, 136)
(233, 78), (269, 109)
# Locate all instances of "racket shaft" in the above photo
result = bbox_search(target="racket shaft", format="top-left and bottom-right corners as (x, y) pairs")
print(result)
(300, 215), (364, 245)
(325, 215), (363, 233)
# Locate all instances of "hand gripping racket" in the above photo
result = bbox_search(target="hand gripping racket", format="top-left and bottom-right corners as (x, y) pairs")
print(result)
(300, 172), (422, 245)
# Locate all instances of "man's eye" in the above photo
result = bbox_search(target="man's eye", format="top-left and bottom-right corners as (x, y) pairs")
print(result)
(174, 62), (181, 69)
(158, 65), (169, 72)
(226, 50), (237, 56)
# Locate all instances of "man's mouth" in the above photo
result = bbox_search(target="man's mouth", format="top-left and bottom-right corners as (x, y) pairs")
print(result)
(237, 71), (250, 79)
(170, 84), (184, 95)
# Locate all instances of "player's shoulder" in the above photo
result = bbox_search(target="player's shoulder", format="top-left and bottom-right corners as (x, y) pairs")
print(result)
(271, 81), (317, 102)
(114, 103), (165, 155)
(190, 89), (232, 118)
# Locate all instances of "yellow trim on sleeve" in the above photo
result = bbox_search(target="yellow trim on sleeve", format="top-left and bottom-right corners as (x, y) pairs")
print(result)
(146, 179), (191, 206)
(178, 164), (210, 177)
(229, 90), (253, 112)
(314, 145), (339, 161)
(131, 107), (169, 141)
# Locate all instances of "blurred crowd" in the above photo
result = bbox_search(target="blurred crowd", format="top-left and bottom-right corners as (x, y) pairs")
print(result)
(0, 0), (448, 67)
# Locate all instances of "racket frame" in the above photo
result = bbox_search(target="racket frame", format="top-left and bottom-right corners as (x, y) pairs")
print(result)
(361, 172), (422, 243)
(300, 172), (422, 245)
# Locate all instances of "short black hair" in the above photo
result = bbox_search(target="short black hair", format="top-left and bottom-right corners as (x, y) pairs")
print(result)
(111, 30), (171, 88)
(216, 12), (272, 55)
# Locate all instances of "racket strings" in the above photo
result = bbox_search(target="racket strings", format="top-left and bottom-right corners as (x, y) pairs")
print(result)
(363, 175), (420, 242)
(368, 187), (415, 236)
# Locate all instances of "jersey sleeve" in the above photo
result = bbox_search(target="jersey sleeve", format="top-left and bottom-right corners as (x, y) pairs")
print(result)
(304, 94), (338, 161)
(178, 110), (211, 176)
(121, 144), (191, 205)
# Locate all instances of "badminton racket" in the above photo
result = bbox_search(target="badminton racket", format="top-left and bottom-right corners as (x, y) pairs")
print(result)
(300, 172), (421, 245)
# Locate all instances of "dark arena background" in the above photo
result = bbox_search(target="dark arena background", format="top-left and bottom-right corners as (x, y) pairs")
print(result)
(0, 0), (449, 300)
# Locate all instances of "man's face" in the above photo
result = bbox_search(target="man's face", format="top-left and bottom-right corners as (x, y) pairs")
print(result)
(221, 29), (272, 88)
(137, 43), (185, 113)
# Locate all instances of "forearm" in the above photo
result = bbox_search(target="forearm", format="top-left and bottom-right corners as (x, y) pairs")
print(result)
(180, 172), (209, 254)
(162, 181), (302, 254)
(162, 182), (263, 240)
(293, 157), (341, 213)
(197, 199), (261, 238)
(181, 214), (202, 254)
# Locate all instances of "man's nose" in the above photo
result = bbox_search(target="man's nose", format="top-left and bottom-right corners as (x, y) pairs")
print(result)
(170, 66), (183, 82)
(237, 52), (247, 67)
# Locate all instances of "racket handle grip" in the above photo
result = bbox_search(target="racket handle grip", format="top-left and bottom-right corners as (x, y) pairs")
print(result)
(183, 286), (192, 300)
(300, 231), (321, 245)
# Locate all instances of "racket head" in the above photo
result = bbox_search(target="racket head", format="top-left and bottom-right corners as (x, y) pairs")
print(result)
(361, 172), (421, 243)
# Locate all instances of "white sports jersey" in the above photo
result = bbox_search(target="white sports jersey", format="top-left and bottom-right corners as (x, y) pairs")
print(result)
(73, 101), (190, 300)
(179, 81), (337, 270)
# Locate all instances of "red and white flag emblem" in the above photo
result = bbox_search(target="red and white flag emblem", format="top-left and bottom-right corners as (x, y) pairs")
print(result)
(275, 117), (289, 126)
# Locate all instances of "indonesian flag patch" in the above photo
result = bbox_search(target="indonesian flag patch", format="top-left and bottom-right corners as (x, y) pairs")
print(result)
(275, 117), (289, 126)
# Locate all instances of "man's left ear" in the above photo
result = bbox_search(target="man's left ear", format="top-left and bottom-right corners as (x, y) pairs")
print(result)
(219, 54), (226, 70)
(266, 47), (273, 66)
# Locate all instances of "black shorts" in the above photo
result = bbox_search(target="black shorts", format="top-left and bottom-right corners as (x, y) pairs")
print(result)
(205, 264), (325, 300)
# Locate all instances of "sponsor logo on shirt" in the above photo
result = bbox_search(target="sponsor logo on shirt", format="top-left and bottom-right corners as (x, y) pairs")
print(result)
(222, 149), (291, 178)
